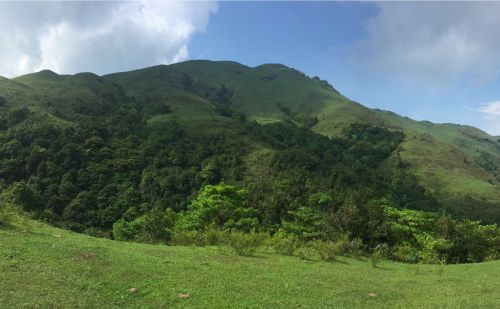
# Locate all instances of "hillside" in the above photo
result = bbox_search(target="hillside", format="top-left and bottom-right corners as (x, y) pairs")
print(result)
(0, 60), (499, 225)
(104, 60), (500, 221)
(1, 217), (499, 308)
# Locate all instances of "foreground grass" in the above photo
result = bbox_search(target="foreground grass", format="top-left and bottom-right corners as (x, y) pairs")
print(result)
(1, 220), (499, 308)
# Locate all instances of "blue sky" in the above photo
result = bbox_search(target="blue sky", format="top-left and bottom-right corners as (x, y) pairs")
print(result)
(0, 1), (499, 135)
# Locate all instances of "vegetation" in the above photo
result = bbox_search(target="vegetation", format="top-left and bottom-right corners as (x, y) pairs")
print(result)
(1, 59), (500, 307)
(1, 215), (500, 308)
(0, 61), (499, 265)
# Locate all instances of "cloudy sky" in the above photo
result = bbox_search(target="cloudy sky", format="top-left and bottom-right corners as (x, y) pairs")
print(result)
(0, 1), (499, 135)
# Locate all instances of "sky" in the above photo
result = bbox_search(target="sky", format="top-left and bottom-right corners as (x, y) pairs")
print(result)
(0, 1), (499, 135)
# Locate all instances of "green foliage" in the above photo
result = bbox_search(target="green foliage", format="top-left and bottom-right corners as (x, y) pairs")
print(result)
(392, 243), (420, 263)
(282, 206), (326, 240)
(0, 199), (14, 227)
(345, 238), (365, 256)
(269, 232), (301, 255)
(6, 107), (29, 126)
(112, 216), (148, 242)
(310, 240), (341, 261)
(295, 246), (320, 261)
(112, 208), (175, 243)
(0, 61), (498, 265)
(385, 207), (500, 264)
(176, 184), (258, 232)
(9, 182), (42, 213)
(228, 231), (267, 256)
(204, 226), (229, 246)
(370, 243), (388, 268)
(170, 230), (207, 246)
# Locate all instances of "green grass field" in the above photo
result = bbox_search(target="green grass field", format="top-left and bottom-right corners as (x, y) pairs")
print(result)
(1, 218), (499, 308)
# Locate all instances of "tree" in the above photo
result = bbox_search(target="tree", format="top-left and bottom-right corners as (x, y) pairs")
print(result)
(10, 182), (43, 212)
(176, 184), (258, 232)
(7, 107), (29, 126)
(113, 208), (175, 243)
(282, 206), (326, 240)
(62, 191), (95, 224)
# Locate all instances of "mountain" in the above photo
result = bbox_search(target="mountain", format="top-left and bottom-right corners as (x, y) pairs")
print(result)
(0, 60), (499, 225)
(104, 60), (500, 221)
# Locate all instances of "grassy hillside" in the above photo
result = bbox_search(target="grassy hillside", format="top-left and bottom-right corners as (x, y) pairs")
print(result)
(1, 217), (499, 308)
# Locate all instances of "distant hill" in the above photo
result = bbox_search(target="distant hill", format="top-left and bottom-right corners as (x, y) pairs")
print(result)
(0, 60), (499, 223)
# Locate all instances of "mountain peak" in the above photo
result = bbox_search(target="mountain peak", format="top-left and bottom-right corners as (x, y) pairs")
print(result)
(14, 69), (62, 83)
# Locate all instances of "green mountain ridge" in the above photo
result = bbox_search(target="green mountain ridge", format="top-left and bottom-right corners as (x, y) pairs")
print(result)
(1, 60), (499, 222)
(105, 60), (500, 220)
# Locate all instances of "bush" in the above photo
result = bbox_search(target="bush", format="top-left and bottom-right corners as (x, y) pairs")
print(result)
(282, 206), (327, 240)
(310, 240), (341, 261)
(0, 203), (14, 227)
(170, 230), (206, 246)
(393, 244), (420, 263)
(83, 227), (111, 238)
(175, 184), (259, 232)
(228, 231), (267, 256)
(295, 246), (319, 261)
(269, 232), (301, 255)
(370, 243), (388, 268)
(346, 238), (364, 256)
(113, 208), (175, 243)
(113, 216), (148, 242)
(204, 227), (229, 246)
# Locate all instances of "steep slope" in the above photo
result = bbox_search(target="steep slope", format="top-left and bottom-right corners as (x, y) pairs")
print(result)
(0, 76), (40, 107)
(104, 60), (500, 222)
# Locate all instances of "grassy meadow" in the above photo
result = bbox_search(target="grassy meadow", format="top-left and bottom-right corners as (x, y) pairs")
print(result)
(1, 217), (499, 308)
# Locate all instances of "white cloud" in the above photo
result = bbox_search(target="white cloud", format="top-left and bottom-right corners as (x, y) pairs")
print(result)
(478, 101), (500, 135)
(0, 1), (218, 77)
(479, 101), (500, 117)
(352, 2), (500, 84)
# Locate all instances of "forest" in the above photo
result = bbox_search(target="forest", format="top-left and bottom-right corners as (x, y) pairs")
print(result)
(1, 93), (498, 264)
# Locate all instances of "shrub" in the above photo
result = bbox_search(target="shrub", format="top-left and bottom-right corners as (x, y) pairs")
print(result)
(113, 216), (147, 242)
(83, 227), (110, 238)
(175, 184), (259, 232)
(228, 231), (267, 256)
(295, 246), (319, 261)
(204, 226), (229, 246)
(393, 243), (420, 263)
(270, 232), (301, 256)
(170, 230), (206, 246)
(282, 206), (327, 240)
(311, 240), (341, 262)
(113, 208), (175, 243)
(0, 203), (14, 227)
(370, 243), (388, 268)
(346, 238), (364, 256)
(415, 233), (452, 264)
